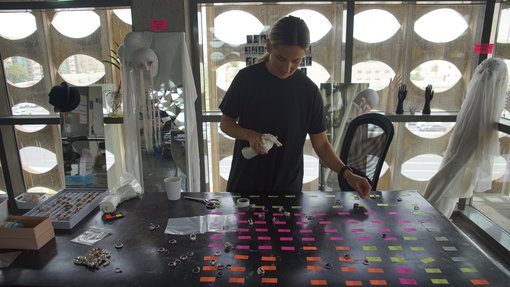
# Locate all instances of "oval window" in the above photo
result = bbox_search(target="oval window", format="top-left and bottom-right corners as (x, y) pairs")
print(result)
(414, 8), (468, 43)
(3, 56), (44, 88)
(0, 12), (36, 40)
(12, 102), (50, 133)
(497, 8), (510, 44)
(58, 54), (105, 86)
(410, 60), (461, 92)
(52, 11), (100, 38)
(216, 61), (246, 91)
(352, 60), (396, 91)
(27, 186), (58, 195)
(214, 10), (264, 45)
(306, 61), (330, 87)
(289, 9), (332, 43)
(354, 9), (400, 43)
(405, 122), (455, 139)
(19, 146), (58, 174)
(401, 154), (443, 181)
(113, 9), (132, 26)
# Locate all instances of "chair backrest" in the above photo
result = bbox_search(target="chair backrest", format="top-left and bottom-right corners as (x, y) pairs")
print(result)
(338, 113), (394, 191)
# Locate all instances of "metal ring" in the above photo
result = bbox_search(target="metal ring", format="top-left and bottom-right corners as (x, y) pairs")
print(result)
(192, 266), (201, 274)
(190, 234), (197, 241)
(186, 251), (194, 257)
(169, 239), (177, 244)
(214, 251), (222, 256)
(114, 267), (122, 273)
(257, 267), (265, 275)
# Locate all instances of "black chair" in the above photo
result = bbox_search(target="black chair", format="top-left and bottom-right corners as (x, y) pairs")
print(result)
(338, 113), (394, 191)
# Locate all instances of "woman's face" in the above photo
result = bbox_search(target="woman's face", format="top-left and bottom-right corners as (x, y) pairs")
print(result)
(265, 41), (306, 79)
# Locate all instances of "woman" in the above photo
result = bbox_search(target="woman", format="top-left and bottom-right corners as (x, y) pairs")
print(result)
(219, 15), (371, 197)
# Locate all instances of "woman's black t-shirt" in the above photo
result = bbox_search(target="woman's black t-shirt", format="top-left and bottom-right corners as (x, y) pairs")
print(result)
(219, 62), (325, 194)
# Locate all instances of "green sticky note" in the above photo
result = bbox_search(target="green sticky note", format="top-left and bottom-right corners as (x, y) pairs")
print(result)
(434, 236), (449, 242)
(332, 205), (343, 209)
(430, 279), (449, 284)
(377, 203), (389, 207)
(460, 267), (478, 273)
(390, 257), (406, 263)
(404, 236), (418, 241)
(425, 268), (442, 273)
(285, 195), (296, 198)
(254, 205), (264, 209)
(307, 194), (318, 198)
(231, 195), (241, 198)
(388, 246), (403, 251)
(325, 194), (335, 198)
(363, 246), (377, 251)
(311, 205), (323, 209)
(410, 246), (425, 251)
(291, 206), (301, 209)
(272, 205), (283, 209)
(366, 257), (382, 262)
(249, 195), (261, 198)
(421, 257), (436, 264)
(414, 211), (426, 215)
(268, 195), (279, 198)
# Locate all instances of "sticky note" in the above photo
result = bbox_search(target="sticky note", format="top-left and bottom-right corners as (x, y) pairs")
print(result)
(442, 246), (458, 252)
(396, 267), (413, 274)
(281, 246), (295, 251)
(366, 257), (382, 262)
(278, 228), (291, 233)
(399, 278), (417, 285)
(358, 236), (371, 241)
(378, 228), (391, 232)
(332, 205), (343, 209)
(237, 228), (249, 232)
(307, 265), (323, 271)
(261, 278), (278, 283)
(364, 212), (376, 215)
(303, 246), (317, 251)
(255, 228), (268, 232)
(208, 244), (222, 248)
(280, 237), (293, 241)
(450, 257), (466, 262)
(202, 266), (218, 271)
(347, 220), (359, 224)
(430, 279), (449, 284)
(425, 268), (442, 274)
(352, 228), (364, 232)
(388, 211), (400, 215)
(302, 237), (316, 242)
(345, 281), (362, 286)
(249, 195), (261, 198)
(460, 267), (478, 273)
(369, 280), (387, 285)
(388, 246), (403, 251)
(383, 236), (398, 241)
(410, 246), (425, 251)
(291, 206), (301, 209)
(434, 236), (449, 241)
(319, 221), (332, 224)
(230, 266), (245, 271)
(341, 267), (357, 272)
(372, 220), (384, 224)
(306, 256), (321, 262)
(314, 212), (326, 216)
(234, 255), (249, 260)
(261, 256), (276, 261)
(470, 279), (489, 285)
(399, 220), (411, 224)
(200, 277), (216, 283)
(325, 228), (337, 233)
(229, 277), (245, 284)
(310, 279), (327, 285)
(363, 246), (377, 251)
(391, 257), (406, 263)
(377, 203), (388, 206)
(285, 195), (296, 198)
(338, 212), (350, 215)
(258, 245), (272, 250)
(404, 228), (417, 232)
(238, 235), (251, 240)
(236, 245), (249, 250)
(421, 257), (435, 264)
(258, 236), (271, 240)
(210, 235), (222, 240)
(368, 268), (384, 273)
(300, 229), (313, 233)
(403, 236), (417, 241)
(335, 246), (350, 250)
(268, 195), (279, 198)
(261, 265), (277, 270)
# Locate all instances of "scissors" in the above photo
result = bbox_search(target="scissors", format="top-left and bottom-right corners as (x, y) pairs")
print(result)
(183, 196), (221, 209)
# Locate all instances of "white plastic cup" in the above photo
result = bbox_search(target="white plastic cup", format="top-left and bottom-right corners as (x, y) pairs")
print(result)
(164, 176), (181, 200)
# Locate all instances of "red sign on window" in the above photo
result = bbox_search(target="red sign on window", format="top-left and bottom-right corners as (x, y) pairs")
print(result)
(150, 19), (167, 31)
(474, 43), (494, 54)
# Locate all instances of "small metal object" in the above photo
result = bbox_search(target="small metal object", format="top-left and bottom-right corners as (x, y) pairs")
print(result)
(354, 196), (360, 200)
(180, 255), (188, 261)
(168, 261), (177, 267)
(284, 211), (291, 217)
(272, 217), (279, 223)
(183, 196), (221, 209)
(157, 247), (168, 254)
(258, 213), (265, 220)
(325, 263), (332, 269)
(114, 267), (122, 273)
(214, 250), (222, 256)
(335, 199), (342, 205)
(186, 251), (194, 257)
(414, 205), (420, 210)
(262, 206), (268, 212)
(149, 223), (160, 231)
(344, 253), (351, 259)
(103, 260), (110, 267)
(225, 264), (232, 270)
(174, 259), (182, 265)
(248, 218), (254, 225)
(217, 264), (224, 270)
(115, 240), (124, 249)
(216, 271), (223, 278)
(306, 215), (314, 221)
(363, 258), (369, 265)
(192, 266), (201, 274)
(250, 204), (256, 209)
(169, 239), (177, 244)
(190, 233), (197, 241)
(381, 233), (387, 238)
(224, 242), (233, 252)
(353, 203), (359, 210)
(397, 197), (402, 202)
(257, 267), (265, 275)
(209, 260), (216, 265)
(278, 207), (285, 213)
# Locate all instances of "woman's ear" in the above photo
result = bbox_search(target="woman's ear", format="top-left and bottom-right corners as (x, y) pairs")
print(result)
(266, 39), (272, 54)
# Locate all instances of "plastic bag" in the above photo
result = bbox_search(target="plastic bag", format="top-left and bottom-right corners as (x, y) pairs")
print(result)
(99, 173), (143, 212)
(71, 226), (112, 246)
(164, 214), (237, 235)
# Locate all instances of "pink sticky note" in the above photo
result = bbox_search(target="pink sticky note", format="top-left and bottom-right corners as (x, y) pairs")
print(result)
(210, 235), (222, 240)
(384, 236), (398, 241)
(272, 213), (284, 216)
(300, 229), (313, 234)
(330, 236), (344, 241)
(253, 212), (265, 215)
(237, 220), (248, 224)
(256, 228), (268, 232)
(211, 211), (223, 215)
(237, 228), (249, 232)
(234, 212), (246, 215)
(352, 228), (364, 232)
(294, 213), (305, 216)
(372, 220), (384, 224)
(357, 236), (371, 241)
(208, 243), (222, 248)
(319, 221), (332, 225)
(274, 221), (286, 225)
(399, 278), (417, 285)
(399, 220), (411, 224)
(302, 237), (315, 242)
(236, 245), (250, 250)
(474, 43), (494, 54)
(238, 235), (251, 240)
(254, 220), (266, 225)
(404, 228), (417, 232)
(338, 212), (350, 216)
(378, 228), (391, 232)
(296, 221), (308, 225)
(315, 212), (327, 217)
(258, 245), (272, 250)
(347, 220), (359, 225)
(388, 212), (400, 215)
(280, 237), (293, 241)
(281, 246), (295, 251)
(324, 229), (337, 233)
(396, 268), (413, 274)
(258, 236), (271, 240)
(149, 19), (167, 31)
(278, 229), (291, 233)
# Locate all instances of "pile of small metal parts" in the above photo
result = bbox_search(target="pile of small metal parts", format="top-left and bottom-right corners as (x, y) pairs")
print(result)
(74, 248), (111, 270)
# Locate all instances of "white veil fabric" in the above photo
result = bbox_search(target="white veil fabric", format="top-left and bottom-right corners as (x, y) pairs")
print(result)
(423, 58), (509, 218)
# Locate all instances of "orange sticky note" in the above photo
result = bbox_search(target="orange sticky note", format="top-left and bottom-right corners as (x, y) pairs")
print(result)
(199, 277), (216, 283)
(229, 277), (245, 284)
(311, 279), (328, 285)
(230, 266), (246, 272)
(339, 257), (355, 262)
(307, 265), (323, 271)
(336, 246), (350, 251)
(370, 280), (387, 285)
(346, 281), (363, 286)
(341, 267), (357, 272)
(235, 254), (249, 260)
(303, 246), (318, 251)
(203, 256), (218, 261)
(471, 279), (489, 285)
(261, 278), (278, 284)
(261, 256), (276, 262)
(262, 265), (277, 271)
(306, 257), (321, 262)
(368, 268), (385, 273)
(202, 266), (218, 271)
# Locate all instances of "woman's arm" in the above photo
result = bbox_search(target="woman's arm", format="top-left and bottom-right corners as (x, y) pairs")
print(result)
(309, 131), (371, 198)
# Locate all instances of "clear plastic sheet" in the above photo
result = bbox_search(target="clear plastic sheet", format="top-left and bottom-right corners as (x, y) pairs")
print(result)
(71, 226), (112, 246)
(165, 214), (237, 235)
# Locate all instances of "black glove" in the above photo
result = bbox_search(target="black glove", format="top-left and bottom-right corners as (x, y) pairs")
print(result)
(422, 84), (434, 114)
(395, 84), (407, 114)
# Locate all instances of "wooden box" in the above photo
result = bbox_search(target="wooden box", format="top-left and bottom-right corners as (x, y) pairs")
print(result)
(0, 216), (55, 250)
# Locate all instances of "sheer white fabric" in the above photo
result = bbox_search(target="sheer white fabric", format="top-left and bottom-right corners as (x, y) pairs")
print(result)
(423, 58), (509, 217)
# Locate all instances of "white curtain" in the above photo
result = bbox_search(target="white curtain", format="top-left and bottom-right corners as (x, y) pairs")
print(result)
(423, 58), (509, 217)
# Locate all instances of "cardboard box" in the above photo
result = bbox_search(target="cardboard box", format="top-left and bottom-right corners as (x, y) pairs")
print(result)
(0, 216), (55, 250)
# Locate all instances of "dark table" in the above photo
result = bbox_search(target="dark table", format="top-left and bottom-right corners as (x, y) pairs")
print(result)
(1, 190), (509, 286)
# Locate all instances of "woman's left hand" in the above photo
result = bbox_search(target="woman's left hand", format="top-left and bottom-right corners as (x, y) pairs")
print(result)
(345, 171), (371, 198)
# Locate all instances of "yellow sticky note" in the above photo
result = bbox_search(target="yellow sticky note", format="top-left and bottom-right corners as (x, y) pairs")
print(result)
(390, 257), (406, 263)
(421, 257), (436, 264)
(430, 279), (449, 284)
(388, 246), (403, 251)
(377, 203), (389, 207)
(325, 194), (335, 198)
(425, 268), (442, 273)
(363, 246), (378, 251)
(460, 267), (478, 273)
(366, 257), (382, 262)
(403, 236), (417, 241)
(291, 206), (301, 209)
(410, 246), (425, 251)
(272, 205), (283, 209)
(332, 205), (343, 209)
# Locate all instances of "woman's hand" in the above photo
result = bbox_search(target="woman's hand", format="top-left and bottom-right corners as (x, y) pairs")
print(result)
(246, 130), (267, 155)
(345, 171), (371, 198)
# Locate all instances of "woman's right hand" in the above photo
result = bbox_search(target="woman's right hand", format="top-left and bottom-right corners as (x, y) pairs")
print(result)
(246, 130), (267, 155)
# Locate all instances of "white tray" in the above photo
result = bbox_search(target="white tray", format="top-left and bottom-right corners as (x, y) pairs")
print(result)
(24, 188), (107, 230)
(15, 192), (50, 210)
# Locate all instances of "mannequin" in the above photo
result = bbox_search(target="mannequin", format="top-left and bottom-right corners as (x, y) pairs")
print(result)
(423, 58), (509, 217)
